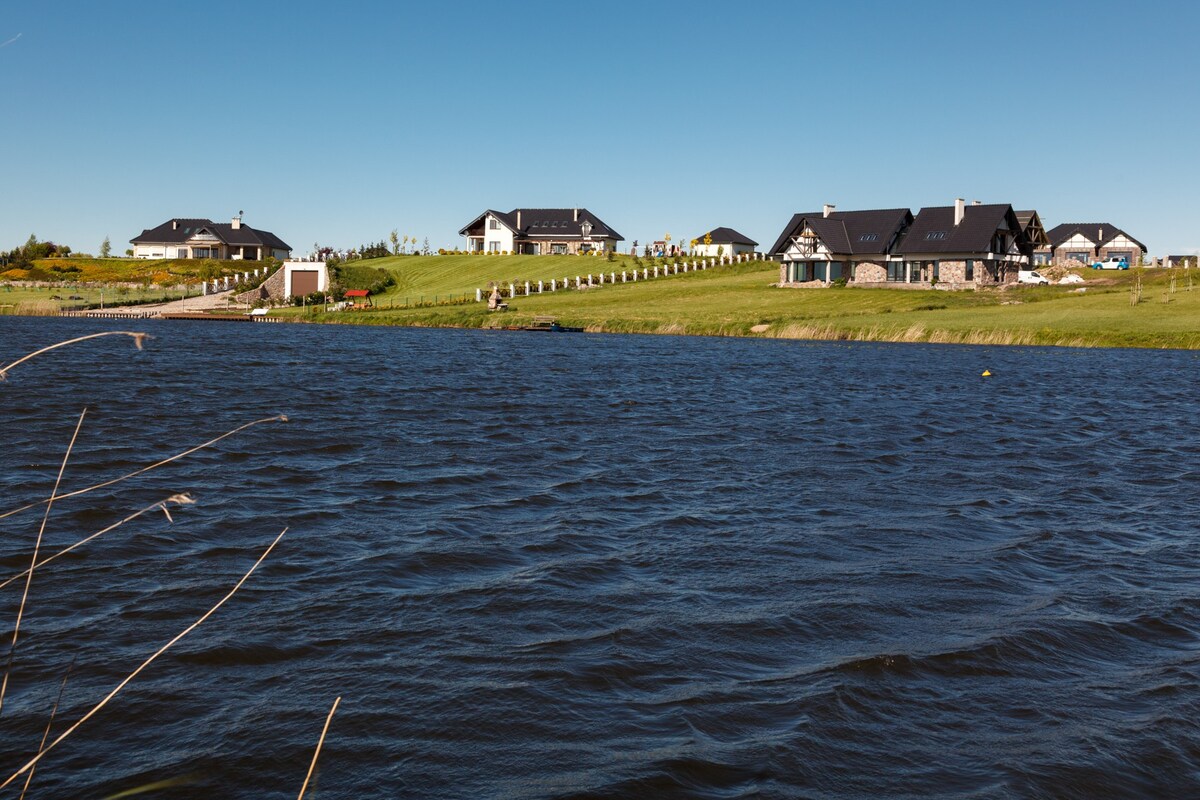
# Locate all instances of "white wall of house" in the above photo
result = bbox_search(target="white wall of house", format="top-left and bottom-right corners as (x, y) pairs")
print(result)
(133, 244), (168, 259)
(484, 214), (515, 253)
(1058, 234), (1095, 250)
(283, 261), (329, 297)
(694, 242), (755, 257)
(782, 236), (832, 262)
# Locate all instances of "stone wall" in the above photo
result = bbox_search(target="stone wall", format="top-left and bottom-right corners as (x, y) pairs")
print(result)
(852, 261), (887, 283)
(234, 265), (286, 305)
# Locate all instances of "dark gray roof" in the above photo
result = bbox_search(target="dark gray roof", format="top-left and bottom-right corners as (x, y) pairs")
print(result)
(695, 227), (758, 247)
(1046, 223), (1147, 253)
(459, 208), (624, 241)
(768, 208), (912, 256)
(898, 204), (1020, 256)
(130, 218), (291, 251)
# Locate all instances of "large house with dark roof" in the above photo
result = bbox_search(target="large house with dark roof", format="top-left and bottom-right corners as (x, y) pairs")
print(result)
(130, 216), (291, 261)
(770, 200), (1035, 287)
(692, 227), (758, 258)
(1040, 223), (1147, 266)
(459, 208), (623, 255)
(769, 205), (913, 284)
(896, 202), (1033, 286)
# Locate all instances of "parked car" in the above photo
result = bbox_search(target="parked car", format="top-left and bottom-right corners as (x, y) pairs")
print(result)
(1092, 256), (1129, 270)
(1017, 270), (1049, 285)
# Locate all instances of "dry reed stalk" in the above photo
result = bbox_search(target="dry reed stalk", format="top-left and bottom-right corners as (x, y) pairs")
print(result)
(0, 331), (148, 382)
(297, 696), (342, 800)
(0, 409), (86, 718)
(18, 658), (75, 800)
(0, 415), (286, 522)
(0, 527), (288, 791)
(0, 494), (195, 591)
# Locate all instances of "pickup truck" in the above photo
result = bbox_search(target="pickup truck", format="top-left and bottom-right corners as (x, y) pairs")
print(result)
(1017, 269), (1049, 285)
(1092, 256), (1129, 270)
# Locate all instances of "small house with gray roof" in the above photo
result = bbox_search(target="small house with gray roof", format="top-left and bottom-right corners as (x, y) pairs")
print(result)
(692, 227), (758, 258)
(131, 215), (291, 261)
(769, 205), (913, 284)
(1041, 223), (1147, 266)
(458, 208), (623, 255)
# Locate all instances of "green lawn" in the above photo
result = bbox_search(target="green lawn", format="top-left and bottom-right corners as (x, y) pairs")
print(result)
(350, 253), (646, 302)
(294, 262), (1200, 349)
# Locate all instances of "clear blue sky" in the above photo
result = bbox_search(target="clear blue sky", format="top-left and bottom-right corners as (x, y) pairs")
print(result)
(2, 0), (1197, 256)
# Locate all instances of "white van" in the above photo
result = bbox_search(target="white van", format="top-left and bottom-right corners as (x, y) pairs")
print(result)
(1017, 270), (1049, 285)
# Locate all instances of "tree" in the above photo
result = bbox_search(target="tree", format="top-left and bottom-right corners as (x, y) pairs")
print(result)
(390, 229), (400, 255)
(423, 237), (430, 255)
(100, 236), (111, 258)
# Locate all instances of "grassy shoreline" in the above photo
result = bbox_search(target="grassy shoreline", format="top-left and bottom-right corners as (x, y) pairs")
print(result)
(278, 262), (1200, 350)
(7, 255), (1199, 350)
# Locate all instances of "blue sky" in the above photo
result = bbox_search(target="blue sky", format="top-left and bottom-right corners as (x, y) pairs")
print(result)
(1, 0), (1197, 256)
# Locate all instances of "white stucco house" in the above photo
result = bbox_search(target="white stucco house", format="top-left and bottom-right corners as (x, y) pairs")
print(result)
(458, 208), (623, 254)
(692, 227), (758, 257)
(130, 216), (291, 260)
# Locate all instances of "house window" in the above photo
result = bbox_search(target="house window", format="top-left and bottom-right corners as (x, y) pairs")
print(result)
(887, 262), (905, 281)
(859, 233), (878, 242)
(925, 231), (947, 240)
(488, 242), (500, 252)
(965, 259), (974, 281)
(489, 218), (499, 230)
(931, 261), (940, 280)
(1067, 251), (1089, 263)
(551, 243), (567, 255)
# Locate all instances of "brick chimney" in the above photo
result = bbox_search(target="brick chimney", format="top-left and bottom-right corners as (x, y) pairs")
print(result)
(823, 204), (836, 218)
(573, 208), (579, 222)
(954, 198), (966, 226)
(171, 220), (178, 230)
(517, 210), (522, 230)
(971, 199), (982, 206)
(232, 214), (242, 230)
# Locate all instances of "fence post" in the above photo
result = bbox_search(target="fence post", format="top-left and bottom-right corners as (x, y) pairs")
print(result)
(476, 288), (482, 302)
(538, 280), (543, 293)
(509, 283), (515, 297)
(525, 281), (531, 295)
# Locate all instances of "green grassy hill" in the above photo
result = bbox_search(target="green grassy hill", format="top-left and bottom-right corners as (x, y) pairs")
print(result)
(2, 257), (267, 285)
(353, 254), (644, 301)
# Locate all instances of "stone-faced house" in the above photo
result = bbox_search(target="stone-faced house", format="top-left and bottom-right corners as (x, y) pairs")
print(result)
(692, 227), (758, 257)
(131, 216), (291, 260)
(769, 205), (913, 284)
(896, 201), (1032, 287)
(458, 208), (623, 255)
(1041, 223), (1147, 266)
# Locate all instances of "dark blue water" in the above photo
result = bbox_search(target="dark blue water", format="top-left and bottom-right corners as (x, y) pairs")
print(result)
(1, 317), (1198, 798)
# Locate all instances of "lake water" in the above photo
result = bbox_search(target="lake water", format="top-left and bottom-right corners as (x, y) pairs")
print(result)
(1, 317), (1198, 798)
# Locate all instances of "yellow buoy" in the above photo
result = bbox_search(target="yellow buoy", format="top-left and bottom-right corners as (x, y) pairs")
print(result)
(981, 370), (992, 377)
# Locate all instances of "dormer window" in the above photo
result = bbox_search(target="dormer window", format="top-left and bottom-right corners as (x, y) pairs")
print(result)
(489, 218), (499, 230)
(859, 233), (878, 242)
(925, 231), (947, 241)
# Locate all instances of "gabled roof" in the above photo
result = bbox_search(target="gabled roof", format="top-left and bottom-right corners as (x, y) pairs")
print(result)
(1046, 223), (1147, 253)
(1016, 210), (1051, 249)
(459, 208), (624, 241)
(695, 227), (758, 247)
(130, 218), (291, 251)
(898, 204), (1019, 255)
(768, 208), (912, 256)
